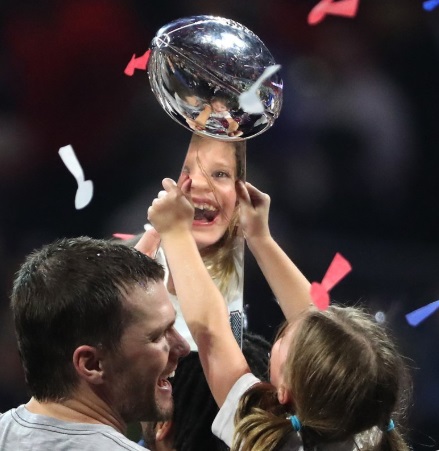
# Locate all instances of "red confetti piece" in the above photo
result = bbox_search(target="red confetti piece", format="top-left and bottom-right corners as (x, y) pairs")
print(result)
(308, 0), (360, 25)
(113, 233), (136, 240)
(124, 49), (151, 76)
(310, 253), (352, 310)
(310, 282), (330, 310)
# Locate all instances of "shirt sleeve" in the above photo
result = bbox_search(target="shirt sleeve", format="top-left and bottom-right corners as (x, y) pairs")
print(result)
(211, 373), (260, 447)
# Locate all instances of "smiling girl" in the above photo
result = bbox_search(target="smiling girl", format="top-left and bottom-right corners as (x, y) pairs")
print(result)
(137, 133), (246, 350)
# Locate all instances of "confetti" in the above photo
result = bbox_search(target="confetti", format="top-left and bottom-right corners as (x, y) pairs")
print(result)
(423, 0), (439, 11)
(310, 282), (331, 310)
(238, 64), (281, 114)
(112, 233), (136, 240)
(124, 49), (151, 76)
(406, 300), (439, 326)
(308, 0), (360, 25)
(58, 145), (93, 210)
(310, 253), (352, 310)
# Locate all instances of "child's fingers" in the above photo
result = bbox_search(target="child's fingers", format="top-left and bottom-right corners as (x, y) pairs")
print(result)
(235, 180), (252, 205)
(147, 205), (153, 221)
(160, 176), (193, 215)
(162, 178), (177, 192)
(245, 182), (263, 198)
(245, 182), (270, 207)
(175, 174), (193, 205)
(157, 190), (167, 199)
(177, 173), (192, 190)
(180, 176), (192, 197)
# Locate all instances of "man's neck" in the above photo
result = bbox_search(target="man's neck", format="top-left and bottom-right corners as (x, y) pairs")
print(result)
(25, 393), (126, 434)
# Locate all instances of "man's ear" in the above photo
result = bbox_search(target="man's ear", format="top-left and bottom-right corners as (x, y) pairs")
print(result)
(72, 345), (104, 384)
(155, 420), (173, 442)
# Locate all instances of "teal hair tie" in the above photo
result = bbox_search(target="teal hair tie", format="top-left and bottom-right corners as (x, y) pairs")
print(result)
(387, 419), (395, 432)
(290, 415), (302, 432)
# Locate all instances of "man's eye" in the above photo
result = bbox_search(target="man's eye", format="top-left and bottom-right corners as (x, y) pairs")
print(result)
(151, 333), (165, 343)
(152, 328), (173, 343)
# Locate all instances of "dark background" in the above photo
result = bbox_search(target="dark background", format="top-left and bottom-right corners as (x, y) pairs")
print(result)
(1, 1), (438, 448)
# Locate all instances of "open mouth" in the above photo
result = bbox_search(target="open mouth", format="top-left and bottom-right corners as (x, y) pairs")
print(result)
(158, 370), (175, 391)
(158, 378), (171, 389)
(193, 203), (219, 223)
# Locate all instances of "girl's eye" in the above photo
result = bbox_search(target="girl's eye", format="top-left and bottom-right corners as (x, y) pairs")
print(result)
(213, 171), (230, 178)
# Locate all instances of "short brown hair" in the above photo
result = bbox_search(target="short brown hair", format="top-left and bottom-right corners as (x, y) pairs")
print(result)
(11, 236), (164, 401)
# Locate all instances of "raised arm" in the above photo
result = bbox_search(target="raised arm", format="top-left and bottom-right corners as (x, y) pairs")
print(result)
(236, 181), (312, 322)
(134, 227), (161, 258)
(147, 177), (250, 407)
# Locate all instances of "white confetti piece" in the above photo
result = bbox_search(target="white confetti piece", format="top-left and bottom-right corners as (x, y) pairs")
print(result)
(239, 64), (281, 114)
(58, 145), (94, 210)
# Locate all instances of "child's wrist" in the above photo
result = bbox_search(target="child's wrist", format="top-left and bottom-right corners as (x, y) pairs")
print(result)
(158, 224), (190, 239)
(246, 233), (272, 247)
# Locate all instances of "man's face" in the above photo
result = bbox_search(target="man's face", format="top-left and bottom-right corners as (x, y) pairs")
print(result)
(103, 281), (190, 423)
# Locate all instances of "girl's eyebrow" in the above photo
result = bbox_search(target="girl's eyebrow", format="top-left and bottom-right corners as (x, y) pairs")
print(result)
(210, 156), (235, 165)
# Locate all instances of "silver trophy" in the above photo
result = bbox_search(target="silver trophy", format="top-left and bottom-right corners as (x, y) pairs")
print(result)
(148, 15), (283, 141)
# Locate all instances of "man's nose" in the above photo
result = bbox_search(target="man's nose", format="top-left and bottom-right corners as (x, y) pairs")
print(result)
(171, 328), (190, 358)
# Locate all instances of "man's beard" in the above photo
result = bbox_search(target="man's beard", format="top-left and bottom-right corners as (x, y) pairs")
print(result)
(118, 387), (174, 424)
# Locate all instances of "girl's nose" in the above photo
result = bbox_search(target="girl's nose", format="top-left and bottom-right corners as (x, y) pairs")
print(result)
(189, 170), (210, 190)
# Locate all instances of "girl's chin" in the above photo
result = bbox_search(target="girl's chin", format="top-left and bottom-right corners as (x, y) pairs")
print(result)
(192, 230), (225, 250)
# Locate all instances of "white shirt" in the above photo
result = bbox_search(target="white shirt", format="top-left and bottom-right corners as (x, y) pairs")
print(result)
(146, 224), (244, 351)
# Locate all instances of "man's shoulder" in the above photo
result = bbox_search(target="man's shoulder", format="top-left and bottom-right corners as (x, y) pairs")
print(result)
(0, 406), (147, 450)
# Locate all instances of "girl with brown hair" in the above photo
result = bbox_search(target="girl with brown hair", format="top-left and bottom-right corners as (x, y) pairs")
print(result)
(147, 176), (411, 451)
(136, 133), (246, 350)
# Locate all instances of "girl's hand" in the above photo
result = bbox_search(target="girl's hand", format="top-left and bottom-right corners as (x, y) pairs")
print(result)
(147, 176), (194, 236)
(236, 181), (271, 242)
(135, 227), (161, 258)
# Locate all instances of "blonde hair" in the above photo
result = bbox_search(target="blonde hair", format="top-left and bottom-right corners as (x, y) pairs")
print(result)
(233, 306), (411, 451)
(189, 134), (246, 297)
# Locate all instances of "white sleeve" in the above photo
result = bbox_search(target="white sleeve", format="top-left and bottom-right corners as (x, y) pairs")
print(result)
(211, 373), (260, 447)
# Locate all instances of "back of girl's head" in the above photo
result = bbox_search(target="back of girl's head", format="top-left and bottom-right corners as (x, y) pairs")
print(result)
(286, 305), (411, 449)
(233, 306), (411, 451)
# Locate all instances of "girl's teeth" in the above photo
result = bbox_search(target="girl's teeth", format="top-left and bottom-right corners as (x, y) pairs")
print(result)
(194, 203), (216, 211)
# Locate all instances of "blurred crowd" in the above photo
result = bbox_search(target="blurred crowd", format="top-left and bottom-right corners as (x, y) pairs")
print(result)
(1, 1), (439, 448)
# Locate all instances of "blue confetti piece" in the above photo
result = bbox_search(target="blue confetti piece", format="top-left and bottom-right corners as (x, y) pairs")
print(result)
(406, 300), (439, 326)
(423, 0), (439, 11)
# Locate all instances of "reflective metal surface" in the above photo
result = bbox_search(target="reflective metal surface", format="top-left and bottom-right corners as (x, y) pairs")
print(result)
(148, 15), (283, 141)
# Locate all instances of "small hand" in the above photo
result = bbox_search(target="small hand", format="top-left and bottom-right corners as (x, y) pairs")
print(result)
(147, 176), (194, 235)
(186, 118), (205, 131)
(236, 180), (271, 241)
(135, 227), (161, 258)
